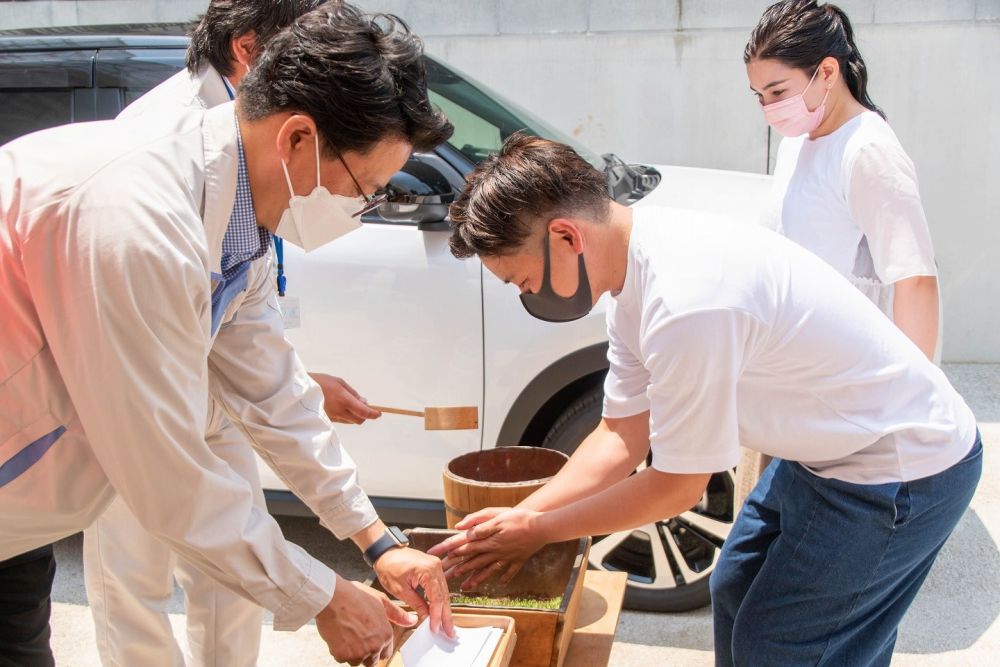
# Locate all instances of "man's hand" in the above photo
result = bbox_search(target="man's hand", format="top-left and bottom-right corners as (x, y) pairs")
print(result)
(310, 373), (381, 425)
(315, 574), (416, 667)
(435, 508), (546, 591)
(374, 547), (455, 638)
(427, 507), (508, 558)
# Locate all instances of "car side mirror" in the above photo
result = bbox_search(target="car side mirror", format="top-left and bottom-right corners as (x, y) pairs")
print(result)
(380, 192), (454, 227)
(368, 154), (460, 228)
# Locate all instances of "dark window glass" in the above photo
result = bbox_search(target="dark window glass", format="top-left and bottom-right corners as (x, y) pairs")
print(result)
(0, 89), (73, 145)
(0, 49), (93, 88)
(96, 48), (186, 107)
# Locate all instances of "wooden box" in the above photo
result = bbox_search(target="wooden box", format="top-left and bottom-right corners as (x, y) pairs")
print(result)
(376, 529), (590, 667)
(380, 614), (516, 667)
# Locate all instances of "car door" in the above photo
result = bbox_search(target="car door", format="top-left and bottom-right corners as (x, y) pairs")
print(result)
(263, 152), (485, 501)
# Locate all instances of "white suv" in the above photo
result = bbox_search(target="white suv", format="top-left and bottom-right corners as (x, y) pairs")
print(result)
(0, 34), (771, 612)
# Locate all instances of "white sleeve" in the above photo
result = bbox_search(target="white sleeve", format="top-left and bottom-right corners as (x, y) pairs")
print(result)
(24, 194), (334, 631)
(208, 260), (379, 540)
(642, 309), (760, 474)
(846, 142), (937, 283)
(603, 312), (651, 419)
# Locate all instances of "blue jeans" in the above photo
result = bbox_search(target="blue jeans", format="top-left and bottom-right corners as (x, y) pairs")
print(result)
(711, 433), (983, 667)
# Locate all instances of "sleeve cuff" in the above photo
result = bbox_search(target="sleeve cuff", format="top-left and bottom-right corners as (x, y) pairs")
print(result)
(881, 264), (938, 284)
(316, 487), (379, 540)
(603, 393), (650, 419)
(271, 548), (336, 631)
(650, 450), (740, 475)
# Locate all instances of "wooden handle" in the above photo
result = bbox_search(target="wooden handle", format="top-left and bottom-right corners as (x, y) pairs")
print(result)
(368, 405), (424, 418)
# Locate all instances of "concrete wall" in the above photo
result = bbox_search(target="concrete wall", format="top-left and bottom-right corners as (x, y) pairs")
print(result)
(3, 0), (999, 361)
(0, 0), (205, 26)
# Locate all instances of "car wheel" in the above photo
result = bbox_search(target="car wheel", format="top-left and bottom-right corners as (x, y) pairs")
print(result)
(542, 386), (735, 613)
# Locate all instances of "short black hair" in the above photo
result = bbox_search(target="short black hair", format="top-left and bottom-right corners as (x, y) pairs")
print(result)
(239, 2), (454, 155)
(186, 0), (326, 76)
(449, 133), (611, 259)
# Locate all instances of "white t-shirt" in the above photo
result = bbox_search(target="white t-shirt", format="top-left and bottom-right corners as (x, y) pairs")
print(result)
(603, 207), (975, 484)
(762, 111), (937, 317)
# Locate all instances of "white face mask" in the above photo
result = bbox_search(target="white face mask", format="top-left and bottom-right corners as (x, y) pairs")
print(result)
(275, 137), (363, 252)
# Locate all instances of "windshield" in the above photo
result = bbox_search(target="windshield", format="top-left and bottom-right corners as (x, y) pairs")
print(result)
(425, 56), (605, 170)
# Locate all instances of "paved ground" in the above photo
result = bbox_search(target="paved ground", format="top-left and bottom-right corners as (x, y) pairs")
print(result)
(48, 364), (1000, 666)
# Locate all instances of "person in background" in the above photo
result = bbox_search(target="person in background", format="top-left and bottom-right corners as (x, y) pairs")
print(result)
(429, 134), (980, 667)
(736, 0), (943, 510)
(0, 4), (455, 666)
(82, 3), (385, 665)
(747, 0), (939, 357)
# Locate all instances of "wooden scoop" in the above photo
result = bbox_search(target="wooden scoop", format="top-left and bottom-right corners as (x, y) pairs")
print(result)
(369, 405), (479, 431)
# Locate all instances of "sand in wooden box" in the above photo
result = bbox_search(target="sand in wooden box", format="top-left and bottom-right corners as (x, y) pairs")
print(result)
(375, 529), (590, 667)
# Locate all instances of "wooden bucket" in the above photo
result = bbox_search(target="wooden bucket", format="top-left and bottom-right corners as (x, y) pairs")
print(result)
(442, 446), (568, 529)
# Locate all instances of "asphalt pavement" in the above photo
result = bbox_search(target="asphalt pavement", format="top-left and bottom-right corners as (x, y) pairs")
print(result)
(47, 364), (1000, 666)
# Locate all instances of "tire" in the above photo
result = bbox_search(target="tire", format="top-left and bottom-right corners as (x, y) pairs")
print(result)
(542, 386), (735, 613)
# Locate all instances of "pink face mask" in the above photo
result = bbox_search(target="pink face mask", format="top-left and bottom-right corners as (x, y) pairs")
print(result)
(762, 66), (830, 137)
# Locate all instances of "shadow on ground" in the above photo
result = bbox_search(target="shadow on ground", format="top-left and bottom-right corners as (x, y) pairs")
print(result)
(896, 508), (1000, 653)
(946, 363), (1000, 422)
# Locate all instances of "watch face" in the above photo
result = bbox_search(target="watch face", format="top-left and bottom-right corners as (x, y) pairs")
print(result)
(389, 526), (410, 546)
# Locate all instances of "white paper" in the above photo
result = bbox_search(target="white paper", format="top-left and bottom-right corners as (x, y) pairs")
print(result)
(399, 618), (502, 667)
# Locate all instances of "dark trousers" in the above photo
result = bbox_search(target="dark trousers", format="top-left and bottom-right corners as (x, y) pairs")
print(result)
(711, 434), (983, 667)
(0, 545), (55, 667)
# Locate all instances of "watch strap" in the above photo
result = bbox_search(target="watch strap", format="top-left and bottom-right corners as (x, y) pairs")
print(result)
(362, 527), (408, 567)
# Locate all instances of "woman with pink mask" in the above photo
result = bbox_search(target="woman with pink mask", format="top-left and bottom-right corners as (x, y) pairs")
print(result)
(735, 0), (944, 513)
(746, 0), (940, 360)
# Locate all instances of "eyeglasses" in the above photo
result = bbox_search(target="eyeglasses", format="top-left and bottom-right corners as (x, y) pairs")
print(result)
(338, 154), (388, 218)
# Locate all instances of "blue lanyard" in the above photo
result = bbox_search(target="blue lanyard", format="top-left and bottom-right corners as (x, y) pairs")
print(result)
(273, 236), (286, 296)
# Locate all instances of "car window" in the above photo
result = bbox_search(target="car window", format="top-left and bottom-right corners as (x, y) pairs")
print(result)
(425, 57), (604, 170)
(0, 89), (74, 145)
(0, 48), (93, 88)
(0, 48), (93, 145)
(96, 47), (186, 107)
(428, 90), (503, 164)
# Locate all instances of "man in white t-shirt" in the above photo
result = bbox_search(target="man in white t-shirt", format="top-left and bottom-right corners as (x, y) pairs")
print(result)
(429, 134), (982, 666)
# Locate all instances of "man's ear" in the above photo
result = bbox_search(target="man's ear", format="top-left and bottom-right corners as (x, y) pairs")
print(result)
(275, 114), (318, 164)
(548, 218), (585, 253)
(230, 31), (257, 75)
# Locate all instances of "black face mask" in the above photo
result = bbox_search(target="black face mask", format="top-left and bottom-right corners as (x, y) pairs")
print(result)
(519, 235), (594, 323)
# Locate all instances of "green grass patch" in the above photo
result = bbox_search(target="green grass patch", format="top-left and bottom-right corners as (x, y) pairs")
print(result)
(450, 594), (562, 610)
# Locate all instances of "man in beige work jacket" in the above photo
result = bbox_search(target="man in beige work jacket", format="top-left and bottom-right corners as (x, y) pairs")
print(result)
(0, 4), (454, 666)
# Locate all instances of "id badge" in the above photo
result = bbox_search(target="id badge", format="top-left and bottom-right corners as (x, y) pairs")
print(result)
(278, 295), (301, 330)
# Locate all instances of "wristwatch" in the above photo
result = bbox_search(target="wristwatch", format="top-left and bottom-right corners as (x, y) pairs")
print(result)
(362, 526), (410, 567)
